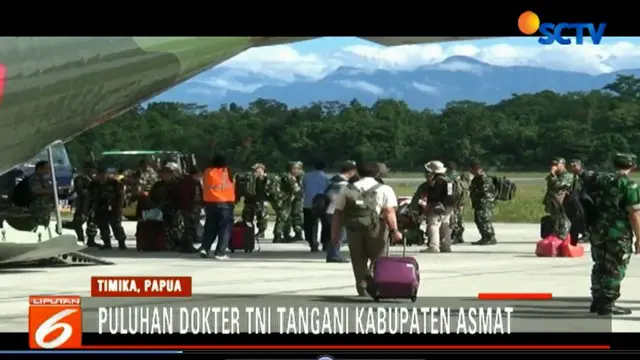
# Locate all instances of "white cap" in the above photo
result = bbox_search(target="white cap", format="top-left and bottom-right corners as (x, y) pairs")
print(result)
(424, 160), (447, 174)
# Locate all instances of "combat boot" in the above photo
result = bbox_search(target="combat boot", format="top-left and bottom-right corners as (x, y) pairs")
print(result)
(86, 238), (99, 247)
(293, 231), (304, 242)
(118, 240), (128, 251)
(589, 298), (602, 313)
(273, 234), (284, 243)
(598, 304), (632, 316)
(472, 238), (497, 246)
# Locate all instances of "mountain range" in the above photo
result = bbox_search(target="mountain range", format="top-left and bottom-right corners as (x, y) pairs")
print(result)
(151, 56), (640, 110)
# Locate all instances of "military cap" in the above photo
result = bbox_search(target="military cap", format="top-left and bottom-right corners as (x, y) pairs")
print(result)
(613, 153), (637, 168)
(251, 163), (266, 171)
(551, 157), (566, 164)
(569, 159), (582, 166)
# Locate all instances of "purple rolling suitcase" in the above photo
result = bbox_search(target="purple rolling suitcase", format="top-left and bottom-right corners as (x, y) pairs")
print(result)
(370, 233), (420, 302)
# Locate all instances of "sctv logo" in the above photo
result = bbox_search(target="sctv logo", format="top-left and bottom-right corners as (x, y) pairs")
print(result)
(518, 11), (607, 45)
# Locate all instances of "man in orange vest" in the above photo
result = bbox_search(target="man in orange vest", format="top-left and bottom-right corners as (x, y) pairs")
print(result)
(199, 155), (236, 259)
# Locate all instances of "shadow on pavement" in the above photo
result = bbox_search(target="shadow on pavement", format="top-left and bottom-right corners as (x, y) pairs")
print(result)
(80, 247), (333, 262)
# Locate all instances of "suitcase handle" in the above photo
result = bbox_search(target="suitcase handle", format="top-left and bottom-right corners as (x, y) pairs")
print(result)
(387, 229), (406, 257)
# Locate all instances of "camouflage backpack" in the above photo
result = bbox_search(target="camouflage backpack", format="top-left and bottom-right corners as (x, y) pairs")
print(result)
(342, 183), (383, 232)
(451, 174), (470, 206)
(442, 174), (468, 207)
(492, 176), (517, 201)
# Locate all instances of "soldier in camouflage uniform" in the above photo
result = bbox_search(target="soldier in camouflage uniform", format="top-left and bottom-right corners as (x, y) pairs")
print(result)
(272, 162), (304, 243)
(284, 161), (305, 241)
(239, 163), (269, 239)
(90, 168), (127, 249)
(568, 159), (593, 242)
(406, 171), (430, 246)
(149, 167), (182, 250)
(469, 161), (497, 245)
(176, 166), (202, 253)
(543, 157), (573, 240)
(27, 161), (55, 227)
(588, 153), (640, 315)
(445, 162), (470, 244)
(72, 161), (98, 246)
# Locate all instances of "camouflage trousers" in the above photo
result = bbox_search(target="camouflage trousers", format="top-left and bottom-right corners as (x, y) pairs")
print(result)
(241, 199), (268, 232)
(164, 210), (182, 249)
(590, 235), (632, 305)
(72, 212), (98, 243)
(94, 211), (127, 245)
(282, 197), (304, 236)
(29, 198), (52, 227)
(180, 208), (200, 248)
(273, 199), (302, 237)
(450, 207), (465, 242)
(473, 205), (495, 241)
(549, 205), (571, 240)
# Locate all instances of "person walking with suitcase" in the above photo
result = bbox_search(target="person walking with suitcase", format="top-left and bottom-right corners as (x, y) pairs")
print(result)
(331, 162), (401, 297)
(199, 155), (235, 260)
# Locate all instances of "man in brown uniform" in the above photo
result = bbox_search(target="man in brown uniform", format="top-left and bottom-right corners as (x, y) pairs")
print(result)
(331, 162), (401, 296)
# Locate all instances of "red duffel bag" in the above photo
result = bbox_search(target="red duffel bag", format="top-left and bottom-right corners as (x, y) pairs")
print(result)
(535, 235), (564, 257)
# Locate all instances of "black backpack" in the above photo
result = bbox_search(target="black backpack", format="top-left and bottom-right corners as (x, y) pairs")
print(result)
(492, 176), (517, 201)
(311, 175), (343, 217)
(12, 175), (33, 207)
(311, 193), (330, 217)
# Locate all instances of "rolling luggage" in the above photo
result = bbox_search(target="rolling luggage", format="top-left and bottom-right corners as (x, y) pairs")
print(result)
(229, 221), (259, 253)
(136, 220), (168, 252)
(369, 232), (420, 302)
(540, 215), (553, 239)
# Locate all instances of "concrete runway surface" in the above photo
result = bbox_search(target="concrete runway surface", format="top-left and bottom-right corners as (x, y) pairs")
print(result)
(2, 221), (640, 332)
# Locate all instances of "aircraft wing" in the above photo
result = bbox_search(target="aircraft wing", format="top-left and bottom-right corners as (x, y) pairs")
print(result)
(360, 37), (494, 46)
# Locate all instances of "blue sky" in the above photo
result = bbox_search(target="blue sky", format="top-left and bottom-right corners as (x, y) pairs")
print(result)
(291, 36), (640, 54)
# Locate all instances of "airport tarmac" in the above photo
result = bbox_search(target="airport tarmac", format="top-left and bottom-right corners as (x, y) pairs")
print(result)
(1, 221), (639, 332)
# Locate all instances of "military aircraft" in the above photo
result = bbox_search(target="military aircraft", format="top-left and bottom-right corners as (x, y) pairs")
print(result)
(0, 36), (485, 265)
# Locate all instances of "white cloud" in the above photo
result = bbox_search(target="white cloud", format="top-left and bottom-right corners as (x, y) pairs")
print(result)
(195, 39), (640, 94)
(336, 80), (384, 95)
(413, 82), (439, 94)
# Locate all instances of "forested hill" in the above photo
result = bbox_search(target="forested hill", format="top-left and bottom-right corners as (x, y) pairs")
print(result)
(67, 75), (640, 172)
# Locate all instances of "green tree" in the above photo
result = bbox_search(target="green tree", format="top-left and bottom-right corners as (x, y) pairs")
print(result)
(67, 75), (640, 173)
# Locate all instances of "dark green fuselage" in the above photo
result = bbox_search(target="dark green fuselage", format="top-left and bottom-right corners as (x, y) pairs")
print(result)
(0, 37), (259, 175)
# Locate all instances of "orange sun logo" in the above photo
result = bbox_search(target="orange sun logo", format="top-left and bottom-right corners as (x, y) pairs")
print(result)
(518, 11), (541, 35)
